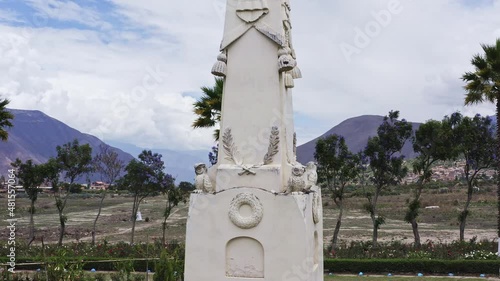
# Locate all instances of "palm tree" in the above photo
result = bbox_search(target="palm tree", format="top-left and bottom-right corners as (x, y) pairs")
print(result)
(0, 98), (14, 141)
(462, 38), (500, 250)
(192, 78), (223, 140)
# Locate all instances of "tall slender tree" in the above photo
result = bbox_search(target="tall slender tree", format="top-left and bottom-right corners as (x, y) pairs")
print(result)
(117, 150), (170, 244)
(315, 134), (360, 249)
(192, 78), (223, 140)
(161, 178), (182, 246)
(0, 98), (14, 141)
(11, 159), (46, 245)
(406, 120), (454, 247)
(91, 145), (125, 246)
(50, 140), (93, 246)
(364, 111), (413, 247)
(446, 113), (495, 241)
(462, 38), (500, 250)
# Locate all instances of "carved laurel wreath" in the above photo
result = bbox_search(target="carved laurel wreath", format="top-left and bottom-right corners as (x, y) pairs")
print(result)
(223, 127), (280, 176)
(228, 193), (263, 229)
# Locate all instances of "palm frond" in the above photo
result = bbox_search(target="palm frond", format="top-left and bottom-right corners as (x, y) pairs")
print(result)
(192, 78), (224, 141)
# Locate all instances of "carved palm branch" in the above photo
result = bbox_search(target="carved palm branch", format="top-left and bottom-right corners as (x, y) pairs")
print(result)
(263, 126), (280, 165)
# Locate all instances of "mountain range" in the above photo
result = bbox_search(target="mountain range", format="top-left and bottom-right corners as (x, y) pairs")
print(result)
(1, 109), (430, 183)
(0, 109), (135, 182)
(296, 115), (421, 164)
(0, 109), (207, 183)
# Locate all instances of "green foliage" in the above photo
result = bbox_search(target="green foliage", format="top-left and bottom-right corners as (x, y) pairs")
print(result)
(462, 38), (500, 107)
(363, 110), (413, 245)
(0, 98), (14, 141)
(45, 248), (89, 281)
(178, 181), (195, 192)
(117, 150), (170, 198)
(154, 251), (175, 281)
(329, 239), (497, 260)
(412, 119), (455, 184)
(365, 111), (413, 188)
(374, 216), (386, 229)
(192, 77), (223, 140)
(55, 139), (93, 184)
(462, 38), (500, 238)
(11, 159), (46, 202)
(112, 259), (135, 281)
(10, 158), (47, 240)
(324, 259), (500, 274)
(407, 118), (456, 246)
(464, 250), (498, 260)
(95, 273), (107, 281)
(116, 150), (174, 244)
(68, 183), (83, 193)
(154, 248), (184, 281)
(445, 113), (495, 177)
(93, 145), (125, 185)
(445, 113), (495, 240)
(404, 199), (420, 223)
(314, 134), (360, 199)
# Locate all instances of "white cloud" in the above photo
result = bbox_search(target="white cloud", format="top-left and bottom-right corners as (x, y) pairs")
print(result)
(0, 9), (24, 23)
(1, 0), (499, 151)
(25, 0), (111, 29)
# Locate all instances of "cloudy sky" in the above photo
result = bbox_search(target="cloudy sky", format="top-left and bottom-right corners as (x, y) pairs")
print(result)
(0, 0), (499, 151)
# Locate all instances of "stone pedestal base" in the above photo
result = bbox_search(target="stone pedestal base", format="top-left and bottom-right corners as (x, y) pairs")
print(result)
(184, 187), (323, 281)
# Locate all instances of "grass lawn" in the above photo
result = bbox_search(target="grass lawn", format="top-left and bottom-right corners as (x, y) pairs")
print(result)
(325, 275), (496, 281)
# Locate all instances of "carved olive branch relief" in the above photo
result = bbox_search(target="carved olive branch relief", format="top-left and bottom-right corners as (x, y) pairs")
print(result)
(222, 127), (280, 175)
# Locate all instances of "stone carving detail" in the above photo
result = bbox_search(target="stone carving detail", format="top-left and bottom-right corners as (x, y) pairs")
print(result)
(236, 0), (269, 23)
(285, 72), (294, 88)
(223, 128), (240, 164)
(312, 192), (320, 224)
(304, 161), (318, 191)
(287, 164), (306, 193)
(228, 193), (264, 229)
(211, 51), (227, 77)
(222, 127), (280, 175)
(263, 126), (280, 165)
(194, 163), (215, 193)
(293, 132), (297, 157)
(278, 47), (296, 73)
(220, 0), (285, 50)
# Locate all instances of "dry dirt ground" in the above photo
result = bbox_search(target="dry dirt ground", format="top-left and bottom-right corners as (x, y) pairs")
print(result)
(0, 185), (497, 246)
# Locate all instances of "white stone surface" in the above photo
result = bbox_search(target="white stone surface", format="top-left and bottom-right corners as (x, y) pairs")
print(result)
(184, 187), (323, 281)
(184, 0), (322, 280)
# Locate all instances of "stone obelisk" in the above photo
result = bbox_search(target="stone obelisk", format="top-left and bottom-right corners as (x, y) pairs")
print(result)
(184, 0), (323, 280)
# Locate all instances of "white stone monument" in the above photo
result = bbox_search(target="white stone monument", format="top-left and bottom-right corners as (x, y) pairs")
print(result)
(184, 0), (323, 280)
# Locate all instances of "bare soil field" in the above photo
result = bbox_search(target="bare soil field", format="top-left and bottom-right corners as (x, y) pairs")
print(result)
(0, 184), (496, 246)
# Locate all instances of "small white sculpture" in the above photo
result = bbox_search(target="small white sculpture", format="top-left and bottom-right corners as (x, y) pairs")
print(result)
(304, 161), (318, 191)
(194, 163), (215, 193)
(287, 164), (305, 193)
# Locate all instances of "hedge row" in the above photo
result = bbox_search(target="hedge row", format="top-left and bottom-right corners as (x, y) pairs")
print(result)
(0, 257), (158, 272)
(3, 258), (500, 274)
(324, 259), (500, 274)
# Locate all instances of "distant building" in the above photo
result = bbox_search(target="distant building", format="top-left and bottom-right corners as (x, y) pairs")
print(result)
(90, 181), (110, 190)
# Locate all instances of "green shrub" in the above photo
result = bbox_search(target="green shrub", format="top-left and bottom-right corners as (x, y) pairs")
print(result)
(324, 259), (500, 274)
(95, 273), (107, 281)
(154, 251), (175, 281)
